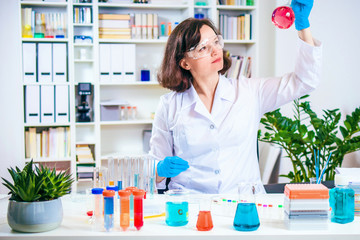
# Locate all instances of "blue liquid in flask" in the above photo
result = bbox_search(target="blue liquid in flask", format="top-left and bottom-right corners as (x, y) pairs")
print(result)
(165, 202), (189, 226)
(233, 203), (260, 231)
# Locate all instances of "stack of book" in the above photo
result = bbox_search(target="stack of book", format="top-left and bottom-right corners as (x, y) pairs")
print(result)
(284, 184), (329, 229)
(99, 14), (131, 39)
(77, 165), (94, 182)
(76, 144), (94, 163)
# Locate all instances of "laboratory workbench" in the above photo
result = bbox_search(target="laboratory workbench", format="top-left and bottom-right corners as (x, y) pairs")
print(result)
(0, 193), (359, 240)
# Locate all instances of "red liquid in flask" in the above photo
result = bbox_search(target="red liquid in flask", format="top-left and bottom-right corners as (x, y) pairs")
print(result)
(196, 211), (213, 231)
(272, 6), (295, 29)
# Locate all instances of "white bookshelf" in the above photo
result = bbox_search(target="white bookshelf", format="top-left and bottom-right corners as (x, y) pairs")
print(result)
(19, 0), (259, 192)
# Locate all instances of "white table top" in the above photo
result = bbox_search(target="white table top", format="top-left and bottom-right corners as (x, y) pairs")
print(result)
(0, 193), (359, 240)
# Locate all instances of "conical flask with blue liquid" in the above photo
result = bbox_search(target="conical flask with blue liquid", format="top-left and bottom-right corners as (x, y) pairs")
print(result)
(233, 182), (260, 231)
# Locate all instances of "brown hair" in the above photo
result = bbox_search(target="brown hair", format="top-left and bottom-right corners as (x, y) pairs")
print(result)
(157, 18), (232, 92)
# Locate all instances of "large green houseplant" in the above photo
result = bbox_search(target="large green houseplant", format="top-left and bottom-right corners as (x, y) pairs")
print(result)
(2, 160), (74, 232)
(258, 95), (360, 183)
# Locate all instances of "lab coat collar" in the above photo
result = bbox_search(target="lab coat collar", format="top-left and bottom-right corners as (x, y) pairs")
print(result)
(217, 74), (235, 102)
(182, 74), (235, 108)
(181, 74), (235, 121)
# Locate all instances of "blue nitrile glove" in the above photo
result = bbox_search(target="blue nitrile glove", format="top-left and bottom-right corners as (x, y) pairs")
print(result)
(157, 156), (189, 178)
(291, 0), (314, 31)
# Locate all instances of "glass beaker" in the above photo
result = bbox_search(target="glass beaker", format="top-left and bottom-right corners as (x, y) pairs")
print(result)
(165, 189), (189, 226)
(196, 197), (213, 231)
(271, 0), (295, 29)
(233, 182), (260, 231)
(329, 185), (355, 224)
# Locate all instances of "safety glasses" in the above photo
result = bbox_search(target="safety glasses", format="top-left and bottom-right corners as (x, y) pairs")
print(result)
(186, 35), (224, 60)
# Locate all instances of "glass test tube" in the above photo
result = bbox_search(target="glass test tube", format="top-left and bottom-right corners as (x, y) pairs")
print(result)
(117, 157), (123, 190)
(118, 190), (131, 231)
(91, 188), (104, 231)
(99, 166), (108, 189)
(125, 186), (138, 227)
(108, 156), (115, 186)
(146, 156), (156, 198)
(93, 166), (100, 188)
(133, 157), (139, 188)
(103, 190), (115, 232)
(133, 189), (145, 230)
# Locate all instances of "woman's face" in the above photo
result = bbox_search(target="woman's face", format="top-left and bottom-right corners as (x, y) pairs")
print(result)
(181, 25), (224, 79)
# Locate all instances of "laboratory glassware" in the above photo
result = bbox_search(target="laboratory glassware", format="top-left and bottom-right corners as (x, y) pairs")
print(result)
(233, 182), (260, 231)
(272, 0), (295, 29)
(117, 157), (124, 190)
(133, 189), (146, 230)
(125, 186), (138, 226)
(99, 166), (108, 189)
(329, 185), (355, 224)
(103, 190), (115, 232)
(196, 197), (213, 231)
(108, 156), (115, 186)
(165, 189), (189, 226)
(118, 190), (131, 231)
(90, 188), (104, 231)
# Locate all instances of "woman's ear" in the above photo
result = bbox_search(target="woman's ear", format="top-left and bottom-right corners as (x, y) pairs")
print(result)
(179, 58), (191, 70)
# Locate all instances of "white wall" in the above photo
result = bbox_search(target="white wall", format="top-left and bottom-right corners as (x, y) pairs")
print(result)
(274, 0), (360, 182)
(0, 0), (24, 193)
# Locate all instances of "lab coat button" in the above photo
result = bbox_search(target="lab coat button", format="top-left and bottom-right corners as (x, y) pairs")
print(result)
(210, 124), (215, 129)
(214, 170), (220, 174)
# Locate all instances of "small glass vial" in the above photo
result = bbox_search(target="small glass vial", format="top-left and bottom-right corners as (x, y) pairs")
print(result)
(133, 189), (145, 230)
(103, 190), (115, 232)
(132, 106), (137, 120)
(329, 185), (355, 224)
(120, 106), (126, 120)
(118, 190), (131, 231)
(91, 188), (104, 231)
(127, 106), (132, 120)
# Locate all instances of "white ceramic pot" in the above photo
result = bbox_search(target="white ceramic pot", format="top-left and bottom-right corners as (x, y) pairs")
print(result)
(7, 198), (63, 233)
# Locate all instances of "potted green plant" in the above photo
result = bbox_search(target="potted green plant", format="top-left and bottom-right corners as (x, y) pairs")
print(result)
(1, 160), (74, 233)
(258, 95), (360, 183)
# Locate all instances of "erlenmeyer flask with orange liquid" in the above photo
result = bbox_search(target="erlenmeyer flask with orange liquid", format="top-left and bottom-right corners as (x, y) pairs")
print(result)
(196, 197), (213, 231)
(272, 0), (295, 29)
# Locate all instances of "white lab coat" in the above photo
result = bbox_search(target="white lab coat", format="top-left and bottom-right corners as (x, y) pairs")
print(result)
(149, 38), (322, 194)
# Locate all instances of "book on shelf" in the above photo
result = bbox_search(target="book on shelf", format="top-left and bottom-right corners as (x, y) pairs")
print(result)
(25, 127), (71, 159)
(226, 55), (251, 79)
(219, 13), (251, 40)
(217, 0), (254, 6)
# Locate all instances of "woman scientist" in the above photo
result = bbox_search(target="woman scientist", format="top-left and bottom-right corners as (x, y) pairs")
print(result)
(149, 0), (321, 194)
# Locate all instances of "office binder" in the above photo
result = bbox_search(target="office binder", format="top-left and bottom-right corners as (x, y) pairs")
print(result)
(55, 85), (69, 123)
(38, 43), (53, 83)
(122, 44), (136, 81)
(22, 43), (37, 83)
(141, 13), (147, 39)
(52, 43), (67, 83)
(40, 85), (55, 123)
(110, 44), (123, 82)
(99, 44), (111, 82)
(25, 85), (40, 124)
